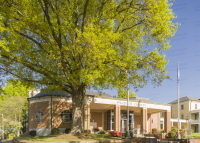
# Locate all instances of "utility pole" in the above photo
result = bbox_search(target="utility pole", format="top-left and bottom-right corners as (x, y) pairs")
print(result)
(177, 62), (180, 139)
(126, 70), (130, 137)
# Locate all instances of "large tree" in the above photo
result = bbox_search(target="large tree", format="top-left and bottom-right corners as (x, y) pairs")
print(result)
(0, 0), (178, 134)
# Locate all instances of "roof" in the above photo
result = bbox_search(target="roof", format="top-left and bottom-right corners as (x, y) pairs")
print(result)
(169, 96), (200, 104)
(30, 90), (112, 98)
(129, 97), (151, 101)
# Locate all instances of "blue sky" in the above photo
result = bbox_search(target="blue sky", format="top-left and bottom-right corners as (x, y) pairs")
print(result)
(90, 0), (200, 104)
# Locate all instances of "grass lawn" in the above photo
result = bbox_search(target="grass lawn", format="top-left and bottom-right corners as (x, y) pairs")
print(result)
(19, 134), (121, 142)
(187, 133), (200, 138)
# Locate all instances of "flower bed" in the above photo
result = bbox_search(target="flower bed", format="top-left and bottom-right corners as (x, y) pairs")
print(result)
(109, 131), (124, 137)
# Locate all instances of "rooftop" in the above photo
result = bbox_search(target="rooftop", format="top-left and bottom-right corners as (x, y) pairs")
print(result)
(169, 96), (200, 104)
(30, 90), (112, 98)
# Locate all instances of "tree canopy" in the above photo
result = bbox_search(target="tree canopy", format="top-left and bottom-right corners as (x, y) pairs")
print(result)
(117, 87), (137, 98)
(0, 79), (34, 136)
(0, 0), (179, 133)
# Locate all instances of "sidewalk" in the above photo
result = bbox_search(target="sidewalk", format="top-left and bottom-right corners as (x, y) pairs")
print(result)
(2, 140), (12, 143)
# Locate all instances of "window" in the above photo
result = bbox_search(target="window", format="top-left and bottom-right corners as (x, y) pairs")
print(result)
(152, 118), (153, 124)
(34, 110), (44, 123)
(181, 114), (184, 119)
(60, 110), (72, 122)
(181, 126), (184, 129)
(195, 104), (197, 109)
(161, 112), (164, 117)
(195, 114), (197, 120)
(181, 105), (184, 110)
(31, 93), (33, 97)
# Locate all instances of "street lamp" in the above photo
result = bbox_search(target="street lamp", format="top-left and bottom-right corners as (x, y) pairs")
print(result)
(1, 114), (3, 140)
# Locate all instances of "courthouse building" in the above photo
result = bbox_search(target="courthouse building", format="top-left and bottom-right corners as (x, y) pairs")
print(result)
(28, 90), (171, 136)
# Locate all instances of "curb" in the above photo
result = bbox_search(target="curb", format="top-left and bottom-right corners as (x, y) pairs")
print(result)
(13, 137), (136, 143)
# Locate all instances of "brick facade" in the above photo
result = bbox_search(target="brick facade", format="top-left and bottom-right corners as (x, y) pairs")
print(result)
(164, 111), (171, 133)
(141, 108), (147, 132)
(28, 95), (171, 136)
(114, 106), (121, 131)
(52, 101), (72, 128)
(29, 101), (49, 129)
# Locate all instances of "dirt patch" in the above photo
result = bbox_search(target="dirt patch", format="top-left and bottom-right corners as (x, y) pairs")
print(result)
(54, 133), (96, 140)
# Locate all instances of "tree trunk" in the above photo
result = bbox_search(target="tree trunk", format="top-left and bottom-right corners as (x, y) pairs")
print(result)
(70, 88), (85, 134)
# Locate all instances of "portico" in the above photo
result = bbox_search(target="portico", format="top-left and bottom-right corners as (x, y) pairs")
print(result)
(83, 96), (171, 133)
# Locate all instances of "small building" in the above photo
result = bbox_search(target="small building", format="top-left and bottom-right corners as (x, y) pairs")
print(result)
(169, 96), (200, 132)
(28, 90), (171, 136)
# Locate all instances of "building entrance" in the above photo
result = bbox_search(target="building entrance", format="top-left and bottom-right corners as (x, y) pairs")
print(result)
(120, 110), (134, 133)
(121, 119), (127, 133)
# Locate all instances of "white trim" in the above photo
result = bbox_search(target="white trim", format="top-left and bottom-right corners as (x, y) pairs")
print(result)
(161, 118), (187, 123)
(30, 98), (50, 103)
(90, 97), (171, 111)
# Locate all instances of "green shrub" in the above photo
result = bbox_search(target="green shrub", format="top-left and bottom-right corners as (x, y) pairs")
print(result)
(171, 126), (178, 132)
(191, 129), (194, 133)
(124, 131), (133, 137)
(152, 128), (157, 134)
(84, 130), (91, 134)
(105, 134), (111, 138)
(160, 130), (164, 133)
(52, 128), (59, 135)
(33, 136), (39, 139)
(167, 131), (176, 138)
(65, 128), (71, 134)
(99, 130), (106, 134)
(29, 130), (36, 137)
(59, 132), (65, 135)
(122, 136), (126, 139)
(179, 129), (185, 131)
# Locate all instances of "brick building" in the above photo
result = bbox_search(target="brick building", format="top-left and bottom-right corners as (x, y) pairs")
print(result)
(28, 90), (171, 136)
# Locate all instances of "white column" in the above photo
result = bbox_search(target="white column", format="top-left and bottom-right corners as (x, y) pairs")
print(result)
(179, 122), (182, 129)
(163, 122), (164, 130)
(147, 117), (148, 132)
(199, 112), (200, 123)
(171, 121), (173, 127)
(190, 113), (191, 129)
(198, 124), (200, 133)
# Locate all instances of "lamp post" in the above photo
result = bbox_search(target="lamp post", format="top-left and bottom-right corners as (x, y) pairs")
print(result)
(126, 70), (130, 138)
(1, 114), (3, 140)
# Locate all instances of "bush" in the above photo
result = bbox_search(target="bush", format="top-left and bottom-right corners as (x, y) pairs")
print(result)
(59, 132), (65, 135)
(29, 130), (36, 137)
(52, 128), (59, 135)
(171, 126), (178, 132)
(152, 128), (157, 134)
(33, 136), (39, 139)
(65, 128), (71, 134)
(167, 131), (176, 138)
(160, 130), (164, 133)
(179, 129), (185, 131)
(84, 130), (91, 134)
(99, 130), (106, 134)
(109, 131), (123, 137)
(191, 129), (194, 133)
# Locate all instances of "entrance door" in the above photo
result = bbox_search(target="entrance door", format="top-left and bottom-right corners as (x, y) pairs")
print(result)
(121, 119), (127, 133)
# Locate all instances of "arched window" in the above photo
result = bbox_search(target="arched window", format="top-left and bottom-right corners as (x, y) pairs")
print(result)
(60, 110), (72, 122)
(34, 110), (44, 123)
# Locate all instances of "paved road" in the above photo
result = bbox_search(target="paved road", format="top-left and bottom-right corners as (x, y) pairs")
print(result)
(1, 140), (12, 143)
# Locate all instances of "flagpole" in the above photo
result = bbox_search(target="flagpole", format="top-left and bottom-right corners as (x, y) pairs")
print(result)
(177, 62), (180, 139)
